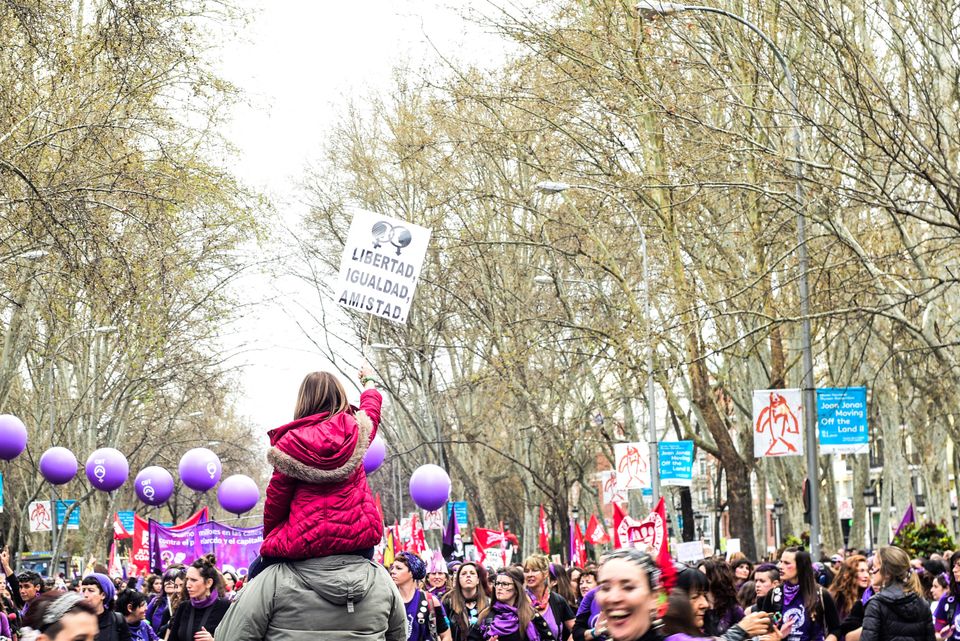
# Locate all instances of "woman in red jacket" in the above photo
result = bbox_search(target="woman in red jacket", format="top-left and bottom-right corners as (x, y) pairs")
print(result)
(250, 366), (384, 577)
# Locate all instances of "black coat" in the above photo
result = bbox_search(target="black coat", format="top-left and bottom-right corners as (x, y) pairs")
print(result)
(167, 600), (231, 641)
(860, 585), (934, 641)
(96, 611), (131, 641)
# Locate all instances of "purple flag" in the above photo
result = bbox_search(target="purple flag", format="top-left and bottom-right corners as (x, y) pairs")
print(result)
(892, 504), (915, 542)
(149, 519), (263, 576)
(442, 509), (461, 560)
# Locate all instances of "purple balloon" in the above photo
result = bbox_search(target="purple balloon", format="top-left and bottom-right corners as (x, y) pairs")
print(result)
(85, 448), (129, 492)
(39, 447), (78, 485)
(363, 434), (386, 474)
(179, 448), (222, 492)
(0, 414), (27, 460)
(409, 464), (451, 511)
(217, 474), (260, 514)
(135, 466), (174, 506)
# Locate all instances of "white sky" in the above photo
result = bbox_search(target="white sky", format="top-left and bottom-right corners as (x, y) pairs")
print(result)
(215, 1), (519, 436)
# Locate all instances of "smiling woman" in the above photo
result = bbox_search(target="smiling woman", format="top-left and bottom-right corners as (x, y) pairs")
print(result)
(595, 548), (661, 641)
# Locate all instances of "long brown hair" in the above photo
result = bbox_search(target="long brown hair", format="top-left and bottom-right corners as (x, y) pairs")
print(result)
(829, 554), (867, 616)
(294, 372), (349, 420)
(443, 562), (490, 639)
(877, 546), (922, 595)
(479, 568), (534, 632)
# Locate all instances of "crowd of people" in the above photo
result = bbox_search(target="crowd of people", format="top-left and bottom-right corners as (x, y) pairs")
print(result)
(5, 369), (953, 641)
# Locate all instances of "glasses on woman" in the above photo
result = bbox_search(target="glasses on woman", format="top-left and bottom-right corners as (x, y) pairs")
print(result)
(494, 581), (515, 590)
(868, 565), (880, 575)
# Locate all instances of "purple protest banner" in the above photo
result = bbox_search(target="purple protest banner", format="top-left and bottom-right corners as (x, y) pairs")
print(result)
(149, 519), (262, 576)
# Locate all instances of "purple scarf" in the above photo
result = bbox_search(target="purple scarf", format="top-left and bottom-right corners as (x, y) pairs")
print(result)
(190, 589), (219, 609)
(481, 602), (537, 640)
(783, 581), (801, 605)
(860, 586), (874, 605)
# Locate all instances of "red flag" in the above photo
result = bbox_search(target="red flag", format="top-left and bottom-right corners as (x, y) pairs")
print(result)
(613, 503), (630, 548)
(473, 527), (507, 565)
(626, 498), (676, 590)
(585, 514), (610, 544)
(113, 513), (130, 540)
(410, 514), (427, 555)
(571, 522), (587, 566)
(538, 505), (550, 554)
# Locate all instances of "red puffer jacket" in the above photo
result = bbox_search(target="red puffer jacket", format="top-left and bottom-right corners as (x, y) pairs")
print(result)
(259, 388), (384, 559)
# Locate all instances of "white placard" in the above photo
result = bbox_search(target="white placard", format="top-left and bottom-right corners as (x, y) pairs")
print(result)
(614, 442), (650, 490)
(753, 389), (804, 458)
(599, 470), (628, 506)
(677, 540), (705, 563)
(335, 208), (432, 324)
(423, 509), (444, 530)
(725, 538), (741, 558)
(29, 501), (52, 532)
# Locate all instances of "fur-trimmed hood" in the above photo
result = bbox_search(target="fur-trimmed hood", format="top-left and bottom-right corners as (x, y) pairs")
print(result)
(266, 409), (373, 484)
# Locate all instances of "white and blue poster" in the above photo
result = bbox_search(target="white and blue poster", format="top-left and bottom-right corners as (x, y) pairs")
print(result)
(659, 441), (695, 486)
(56, 500), (80, 530)
(817, 387), (868, 454)
(447, 501), (469, 528)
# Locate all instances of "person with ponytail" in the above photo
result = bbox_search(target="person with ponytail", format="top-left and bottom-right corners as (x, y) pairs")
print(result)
(859, 546), (933, 641)
(166, 556), (229, 641)
(761, 548), (841, 641)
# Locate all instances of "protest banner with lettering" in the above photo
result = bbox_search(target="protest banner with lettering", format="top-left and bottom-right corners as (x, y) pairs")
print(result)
(149, 519), (262, 576)
(335, 209), (432, 324)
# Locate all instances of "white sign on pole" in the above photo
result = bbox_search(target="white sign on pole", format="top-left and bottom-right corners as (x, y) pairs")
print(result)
(422, 509), (444, 530)
(29, 501), (52, 532)
(614, 442), (650, 490)
(335, 208), (432, 324)
(677, 540), (705, 563)
(753, 389), (804, 458)
(598, 470), (628, 506)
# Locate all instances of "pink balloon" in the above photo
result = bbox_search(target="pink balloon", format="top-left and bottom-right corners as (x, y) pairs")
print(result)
(0, 414), (27, 460)
(409, 464), (451, 511)
(217, 474), (260, 514)
(363, 435), (386, 474)
(40, 447), (78, 485)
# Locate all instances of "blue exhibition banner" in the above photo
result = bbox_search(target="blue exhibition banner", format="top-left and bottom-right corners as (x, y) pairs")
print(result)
(56, 500), (80, 530)
(817, 387), (868, 454)
(659, 441), (695, 486)
(447, 501), (469, 528)
(118, 510), (136, 534)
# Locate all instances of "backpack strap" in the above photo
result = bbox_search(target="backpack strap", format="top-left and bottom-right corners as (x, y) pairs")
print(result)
(422, 590), (438, 641)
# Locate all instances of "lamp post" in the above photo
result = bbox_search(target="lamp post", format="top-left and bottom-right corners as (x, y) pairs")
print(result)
(368, 343), (446, 470)
(534, 181), (660, 505)
(635, 0), (819, 553)
(773, 498), (785, 547)
(862, 484), (878, 551)
(47, 324), (117, 571)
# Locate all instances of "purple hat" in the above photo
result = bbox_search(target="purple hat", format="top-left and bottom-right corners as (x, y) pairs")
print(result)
(397, 552), (427, 581)
(86, 572), (116, 604)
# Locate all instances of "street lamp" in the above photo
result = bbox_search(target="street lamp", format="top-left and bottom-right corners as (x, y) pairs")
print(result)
(634, 0), (819, 553)
(533, 181), (660, 505)
(773, 498), (785, 547)
(862, 484), (878, 551)
(366, 343), (446, 470)
(47, 324), (117, 568)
